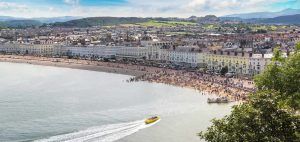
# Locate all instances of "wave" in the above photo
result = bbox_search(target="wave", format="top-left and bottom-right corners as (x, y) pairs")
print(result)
(34, 119), (160, 142)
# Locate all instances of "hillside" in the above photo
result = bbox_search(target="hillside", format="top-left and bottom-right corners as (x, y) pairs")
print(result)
(261, 14), (300, 24)
(32, 16), (81, 23)
(0, 20), (42, 28)
(0, 16), (24, 21)
(135, 20), (196, 27)
(225, 8), (300, 19)
(51, 17), (151, 27)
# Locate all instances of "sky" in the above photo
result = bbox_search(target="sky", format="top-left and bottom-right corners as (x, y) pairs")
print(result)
(0, 0), (299, 18)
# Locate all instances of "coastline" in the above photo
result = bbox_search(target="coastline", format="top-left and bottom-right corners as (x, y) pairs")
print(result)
(0, 55), (254, 101)
(0, 55), (148, 76)
(132, 71), (253, 101)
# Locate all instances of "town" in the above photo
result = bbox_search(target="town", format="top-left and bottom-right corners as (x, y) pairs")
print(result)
(1, 0), (299, 141)
(0, 19), (299, 77)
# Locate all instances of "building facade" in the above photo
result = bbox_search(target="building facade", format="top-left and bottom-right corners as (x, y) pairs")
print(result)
(206, 51), (251, 75)
(0, 43), (275, 76)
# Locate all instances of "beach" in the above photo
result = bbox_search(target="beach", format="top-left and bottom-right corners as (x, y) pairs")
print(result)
(0, 55), (150, 76)
(132, 71), (254, 101)
(0, 55), (254, 101)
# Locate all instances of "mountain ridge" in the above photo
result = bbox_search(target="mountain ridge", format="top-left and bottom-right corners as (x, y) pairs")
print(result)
(0, 16), (81, 23)
(224, 8), (300, 19)
(260, 14), (300, 24)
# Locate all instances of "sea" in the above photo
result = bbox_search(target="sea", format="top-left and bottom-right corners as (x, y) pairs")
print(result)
(0, 62), (233, 142)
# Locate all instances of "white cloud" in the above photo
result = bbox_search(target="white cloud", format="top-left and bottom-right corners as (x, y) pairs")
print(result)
(0, 1), (28, 10)
(63, 0), (79, 5)
(0, 2), (31, 17)
(0, 0), (293, 18)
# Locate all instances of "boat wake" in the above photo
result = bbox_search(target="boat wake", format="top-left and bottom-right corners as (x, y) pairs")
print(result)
(35, 119), (160, 142)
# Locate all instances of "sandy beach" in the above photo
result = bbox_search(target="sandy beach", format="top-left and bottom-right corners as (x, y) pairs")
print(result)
(132, 71), (254, 101)
(0, 55), (151, 76)
(0, 55), (254, 101)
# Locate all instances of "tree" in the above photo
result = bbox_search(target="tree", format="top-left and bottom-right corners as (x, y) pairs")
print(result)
(200, 43), (300, 141)
(220, 66), (229, 76)
(255, 47), (300, 110)
(199, 91), (300, 142)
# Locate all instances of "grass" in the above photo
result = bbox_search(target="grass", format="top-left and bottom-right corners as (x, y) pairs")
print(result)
(202, 24), (219, 30)
(135, 20), (197, 27)
(250, 25), (285, 31)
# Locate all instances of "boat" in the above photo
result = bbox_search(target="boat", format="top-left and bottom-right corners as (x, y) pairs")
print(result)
(145, 116), (160, 124)
(207, 97), (229, 103)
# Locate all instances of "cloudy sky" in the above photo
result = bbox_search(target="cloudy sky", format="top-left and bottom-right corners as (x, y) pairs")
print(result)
(0, 0), (299, 18)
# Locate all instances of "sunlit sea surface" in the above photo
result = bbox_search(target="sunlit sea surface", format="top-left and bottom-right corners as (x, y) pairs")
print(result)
(0, 62), (232, 142)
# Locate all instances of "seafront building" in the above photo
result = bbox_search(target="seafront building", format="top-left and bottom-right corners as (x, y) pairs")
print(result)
(206, 51), (251, 75)
(0, 43), (56, 56)
(159, 46), (202, 67)
(60, 46), (122, 58)
(117, 46), (148, 59)
(0, 42), (274, 76)
(249, 54), (273, 75)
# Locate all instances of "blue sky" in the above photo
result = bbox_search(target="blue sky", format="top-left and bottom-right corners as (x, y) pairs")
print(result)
(272, 0), (300, 9)
(0, 0), (299, 18)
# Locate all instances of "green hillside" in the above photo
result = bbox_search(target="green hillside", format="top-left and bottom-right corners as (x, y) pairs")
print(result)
(0, 20), (42, 28)
(51, 17), (150, 27)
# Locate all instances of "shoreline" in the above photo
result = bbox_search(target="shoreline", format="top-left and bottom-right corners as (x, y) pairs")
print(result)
(0, 55), (149, 76)
(131, 71), (253, 101)
(0, 55), (254, 101)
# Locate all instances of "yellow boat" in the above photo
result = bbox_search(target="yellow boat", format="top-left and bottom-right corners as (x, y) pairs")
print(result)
(145, 116), (160, 125)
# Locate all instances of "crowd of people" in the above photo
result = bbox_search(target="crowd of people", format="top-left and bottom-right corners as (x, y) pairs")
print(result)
(133, 70), (255, 101)
(1, 55), (255, 101)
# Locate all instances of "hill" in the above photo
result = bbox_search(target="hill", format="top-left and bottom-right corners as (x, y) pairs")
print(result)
(188, 15), (220, 24)
(135, 20), (196, 27)
(0, 16), (24, 21)
(0, 16), (80, 23)
(32, 16), (81, 23)
(261, 14), (300, 24)
(0, 20), (42, 28)
(225, 8), (300, 19)
(51, 17), (151, 27)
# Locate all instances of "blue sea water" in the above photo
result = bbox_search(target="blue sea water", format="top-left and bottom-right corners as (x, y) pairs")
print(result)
(0, 62), (232, 142)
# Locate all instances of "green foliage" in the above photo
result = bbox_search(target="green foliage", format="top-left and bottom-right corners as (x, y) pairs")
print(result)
(199, 91), (300, 142)
(255, 46), (300, 110)
(220, 66), (228, 76)
(202, 24), (219, 30)
(51, 17), (196, 28)
(200, 43), (300, 141)
(0, 20), (42, 29)
(296, 43), (300, 52)
(137, 20), (196, 27)
(261, 14), (300, 24)
(52, 17), (149, 27)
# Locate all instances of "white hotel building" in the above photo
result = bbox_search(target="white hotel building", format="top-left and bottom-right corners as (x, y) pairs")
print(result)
(0, 43), (56, 56)
(60, 46), (122, 58)
(159, 46), (203, 67)
(117, 47), (148, 59)
(249, 54), (273, 75)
